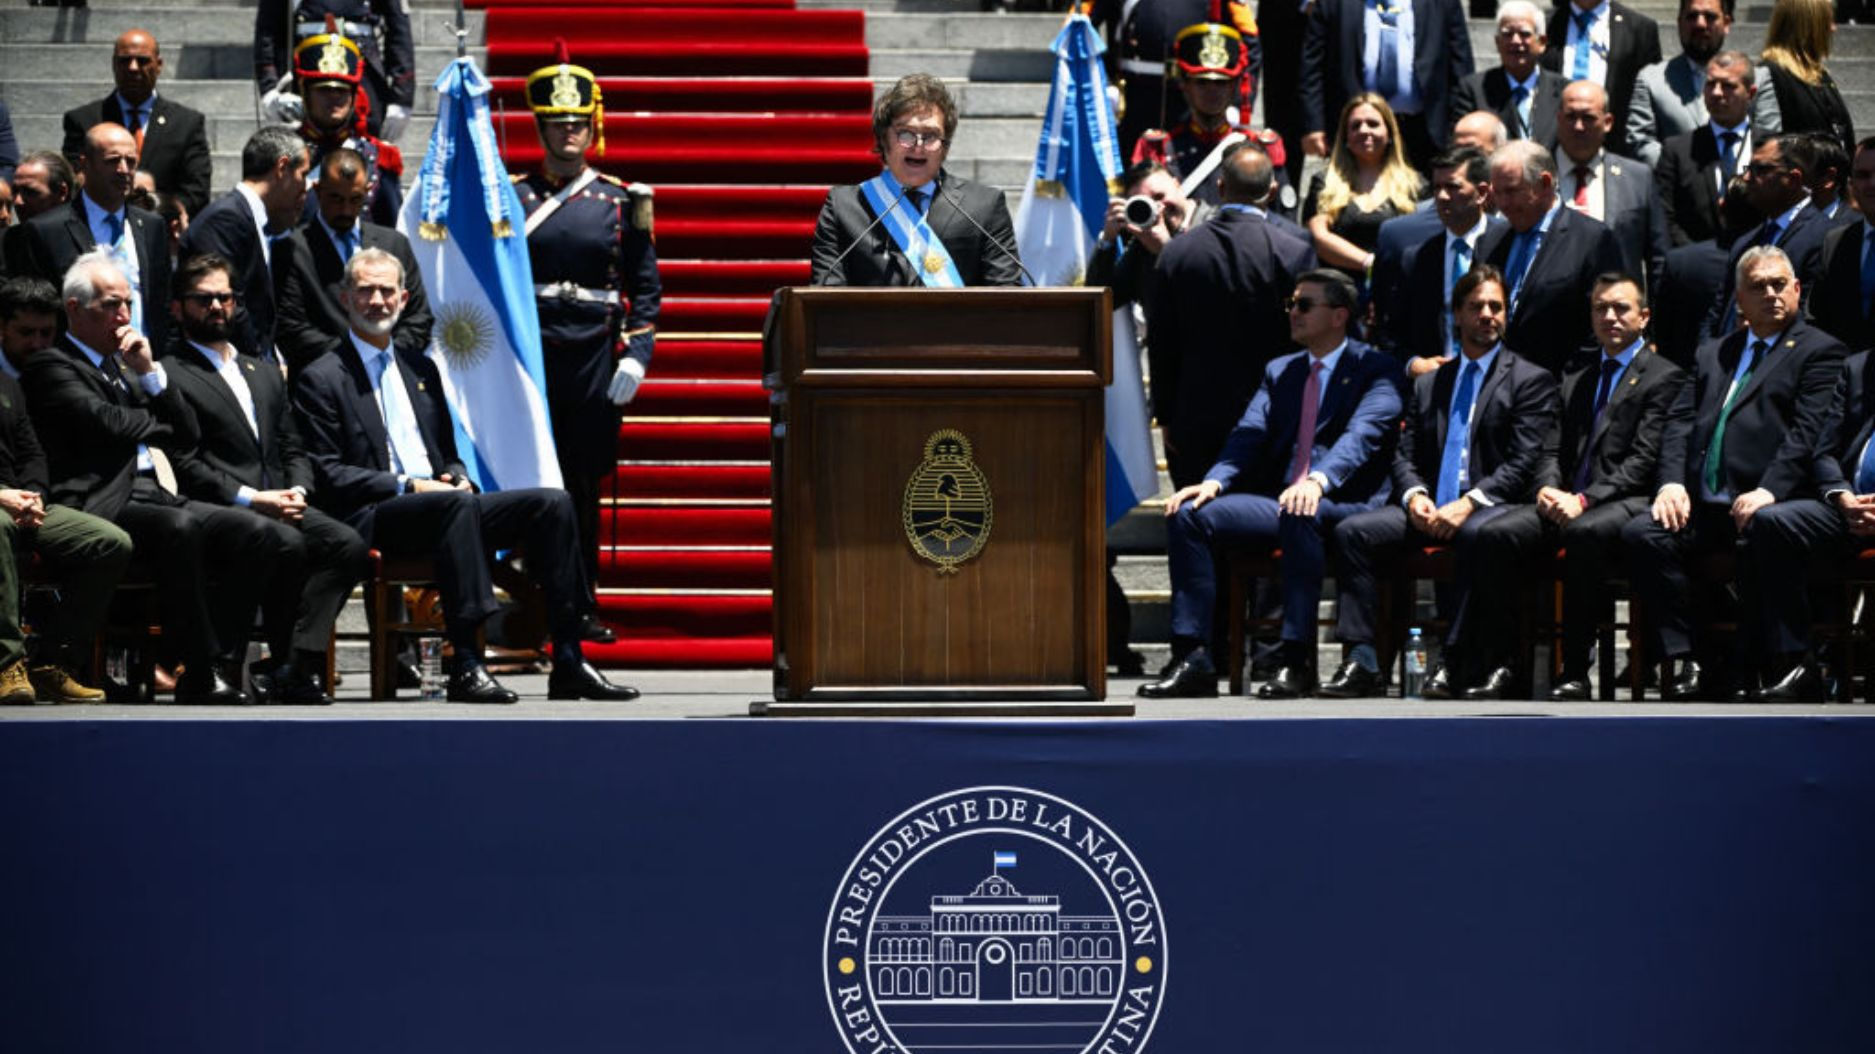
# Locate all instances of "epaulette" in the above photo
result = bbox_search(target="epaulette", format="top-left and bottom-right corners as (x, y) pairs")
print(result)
(612, 177), (655, 232)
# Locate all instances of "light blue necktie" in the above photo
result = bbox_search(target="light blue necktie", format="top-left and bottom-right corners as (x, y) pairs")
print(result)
(1855, 433), (1875, 494)
(364, 348), (434, 479)
(1449, 238), (1471, 353)
(1572, 8), (1596, 80)
(102, 212), (144, 336)
(1371, 0), (1401, 99)
(1510, 85), (1532, 136)
(1436, 361), (1482, 506)
(1505, 228), (1542, 303)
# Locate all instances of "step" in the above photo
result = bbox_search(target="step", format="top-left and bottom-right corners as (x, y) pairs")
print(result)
(582, 634), (772, 668)
(657, 295), (776, 333)
(871, 47), (1054, 82)
(598, 548), (772, 590)
(0, 42), (486, 83)
(630, 379), (769, 417)
(658, 260), (811, 297)
(594, 591), (772, 638)
(494, 113), (877, 184)
(862, 12), (1059, 51)
(649, 338), (766, 379)
(486, 75), (876, 114)
(609, 463), (772, 500)
(0, 7), (485, 47)
(603, 505), (771, 545)
(616, 420), (769, 460)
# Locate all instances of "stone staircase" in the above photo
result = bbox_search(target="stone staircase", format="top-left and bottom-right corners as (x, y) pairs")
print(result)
(7, 0), (1875, 675)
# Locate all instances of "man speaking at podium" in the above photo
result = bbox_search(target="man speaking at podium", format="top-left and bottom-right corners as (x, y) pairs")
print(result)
(809, 75), (1024, 287)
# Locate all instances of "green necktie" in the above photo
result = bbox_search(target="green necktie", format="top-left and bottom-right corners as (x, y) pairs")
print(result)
(1703, 338), (1767, 493)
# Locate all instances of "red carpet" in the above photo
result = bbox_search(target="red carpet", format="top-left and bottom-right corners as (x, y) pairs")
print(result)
(484, 0), (878, 667)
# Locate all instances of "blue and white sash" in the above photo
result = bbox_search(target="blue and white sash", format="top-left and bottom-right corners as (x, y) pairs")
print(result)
(858, 171), (963, 288)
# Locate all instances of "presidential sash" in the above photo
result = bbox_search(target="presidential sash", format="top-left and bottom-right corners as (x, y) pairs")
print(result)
(858, 172), (963, 288)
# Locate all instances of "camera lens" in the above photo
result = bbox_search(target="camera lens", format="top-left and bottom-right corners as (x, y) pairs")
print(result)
(1123, 195), (1159, 227)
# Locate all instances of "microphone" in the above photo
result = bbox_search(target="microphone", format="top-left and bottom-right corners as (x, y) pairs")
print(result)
(937, 181), (1037, 287)
(823, 183), (909, 282)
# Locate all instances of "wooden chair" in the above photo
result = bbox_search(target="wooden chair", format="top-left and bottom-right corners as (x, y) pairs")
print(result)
(363, 550), (451, 700)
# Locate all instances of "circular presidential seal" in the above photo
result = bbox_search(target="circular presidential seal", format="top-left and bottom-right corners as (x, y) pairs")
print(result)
(824, 787), (1167, 1054)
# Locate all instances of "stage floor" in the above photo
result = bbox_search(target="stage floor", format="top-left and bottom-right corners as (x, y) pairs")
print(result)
(0, 668), (1865, 719)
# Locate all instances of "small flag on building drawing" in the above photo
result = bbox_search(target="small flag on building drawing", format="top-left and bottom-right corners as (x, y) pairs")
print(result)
(994, 851), (1018, 870)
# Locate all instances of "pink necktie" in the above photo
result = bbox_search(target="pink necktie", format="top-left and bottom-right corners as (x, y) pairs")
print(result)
(1291, 360), (1324, 485)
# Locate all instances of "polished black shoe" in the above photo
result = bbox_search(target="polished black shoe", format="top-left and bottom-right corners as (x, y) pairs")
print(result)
(1317, 660), (1382, 699)
(1112, 649), (1147, 678)
(1254, 665), (1317, 699)
(1760, 663), (1826, 703)
(1461, 665), (1515, 700)
(446, 662), (518, 704)
(577, 614), (617, 645)
(1549, 678), (1592, 702)
(1136, 653), (1219, 698)
(175, 667), (252, 706)
(1421, 664), (1454, 700)
(268, 663), (330, 705)
(1662, 659), (1705, 702)
(548, 660), (641, 701)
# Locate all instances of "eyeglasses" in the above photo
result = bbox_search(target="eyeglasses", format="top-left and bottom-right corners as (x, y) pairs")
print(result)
(1285, 296), (1325, 313)
(182, 292), (236, 306)
(892, 129), (947, 149)
(1745, 161), (1791, 176)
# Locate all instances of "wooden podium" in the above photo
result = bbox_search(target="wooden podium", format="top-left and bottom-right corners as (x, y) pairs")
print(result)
(757, 287), (1126, 715)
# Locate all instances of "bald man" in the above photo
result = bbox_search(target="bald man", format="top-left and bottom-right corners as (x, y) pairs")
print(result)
(1554, 79), (1670, 295)
(60, 29), (210, 215)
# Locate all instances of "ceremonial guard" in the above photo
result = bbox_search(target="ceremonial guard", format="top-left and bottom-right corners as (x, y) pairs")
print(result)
(1089, 0), (1260, 160)
(514, 51), (660, 644)
(274, 25), (403, 229)
(1137, 20), (1286, 207)
(255, 0), (414, 141)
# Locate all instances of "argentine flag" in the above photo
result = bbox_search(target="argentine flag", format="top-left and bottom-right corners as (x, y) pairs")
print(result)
(398, 57), (563, 492)
(1014, 15), (1157, 525)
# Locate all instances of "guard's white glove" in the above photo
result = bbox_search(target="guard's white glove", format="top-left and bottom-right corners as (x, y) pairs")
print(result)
(607, 357), (646, 406)
(381, 104), (410, 142)
(262, 76), (303, 125)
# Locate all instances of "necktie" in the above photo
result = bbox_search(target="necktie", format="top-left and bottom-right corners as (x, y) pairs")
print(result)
(1506, 228), (1542, 303)
(1510, 85), (1532, 136)
(1448, 238), (1471, 353)
(1571, 8), (1596, 80)
(1855, 431), (1875, 494)
(1572, 164), (1593, 211)
(366, 348), (434, 479)
(102, 357), (178, 494)
(1290, 360), (1326, 485)
(104, 212), (124, 247)
(1703, 338), (1767, 493)
(340, 228), (360, 262)
(1573, 357), (1622, 490)
(1718, 131), (1741, 181)
(1861, 226), (1875, 318)
(1372, 0), (1401, 100)
(1436, 361), (1482, 506)
(905, 188), (927, 216)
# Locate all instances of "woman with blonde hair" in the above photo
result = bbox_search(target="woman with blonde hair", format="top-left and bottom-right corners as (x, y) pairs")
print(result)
(1760, 0), (1853, 156)
(1302, 92), (1427, 284)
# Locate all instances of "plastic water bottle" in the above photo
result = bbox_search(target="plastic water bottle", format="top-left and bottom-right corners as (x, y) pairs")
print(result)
(1403, 628), (1428, 700)
(418, 639), (446, 701)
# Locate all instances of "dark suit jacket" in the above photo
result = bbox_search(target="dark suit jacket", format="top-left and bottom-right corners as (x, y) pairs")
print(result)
(1654, 125), (1732, 247)
(1539, 346), (1683, 502)
(1652, 240), (1729, 367)
(1658, 318), (1844, 500)
(0, 372), (48, 494)
(0, 100), (17, 183)
(59, 94), (211, 216)
(166, 341), (314, 504)
(1476, 206), (1627, 375)
(1703, 201), (1830, 338)
(1540, 1), (1662, 158)
(1812, 218), (1875, 355)
(1449, 67), (1564, 148)
(15, 195), (172, 350)
(292, 339), (469, 529)
(1368, 205), (1444, 352)
(20, 334), (198, 521)
(274, 221), (432, 372)
(1816, 348), (1875, 495)
(1298, 0), (1474, 139)
(1392, 217), (1511, 360)
(1394, 345), (1560, 504)
(1204, 341), (1404, 503)
(179, 190), (280, 362)
(1144, 208), (1319, 482)
(808, 170), (1022, 287)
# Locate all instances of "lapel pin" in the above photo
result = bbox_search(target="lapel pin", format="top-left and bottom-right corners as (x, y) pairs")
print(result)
(244, 362), (255, 372)
(416, 381), (427, 391)
(1628, 376), (1638, 386)
(1786, 340), (1795, 347)
(157, 115), (166, 126)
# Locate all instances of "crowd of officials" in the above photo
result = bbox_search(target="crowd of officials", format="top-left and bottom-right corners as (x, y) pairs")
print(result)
(1081, 0), (1875, 701)
(0, 21), (651, 705)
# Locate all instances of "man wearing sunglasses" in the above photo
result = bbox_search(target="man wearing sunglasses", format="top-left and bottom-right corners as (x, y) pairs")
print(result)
(810, 74), (1022, 287)
(165, 253), (368, 703)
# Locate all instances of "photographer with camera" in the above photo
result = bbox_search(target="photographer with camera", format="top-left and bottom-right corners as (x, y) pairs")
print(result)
(1087, 159), (1213, 316)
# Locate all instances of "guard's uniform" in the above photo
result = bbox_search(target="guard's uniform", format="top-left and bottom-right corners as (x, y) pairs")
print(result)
(1136, 22), (1285, 207)
(1088, 0), (1259, 160)
(516, 56), (661, 628)
(255, 0), (414, 139)
(290, 29), (404, 227)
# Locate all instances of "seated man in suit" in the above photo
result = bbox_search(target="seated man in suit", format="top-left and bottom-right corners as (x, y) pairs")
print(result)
(0, 276), (133, 704)
(1622, 245), (1845, 700)
(275, 147), (430, 372)
(1653, 50), (1760, 247)
(1476, 140), (1627, 376)
(1322, 265), (1560, 698)
(179, 126), (310, 364)
(58, 30), (210, 217)
(1463, 273), (1683, 699)
(809, 75), (1021, 287)
(1450, 2), (1566, 149)
(1140, 269), (1402, 699)
(25, 250), (284, 705)
(14, 125), (171, 349)
(1554, 80), (1671, 296)
(1392, 146), (1505, 374)
(292, 248), (639, 703)
(1625, 0), (1779, 169)
(1703, 133), (1829, 337)
(1812, 135), (1875, 354)
(167, 253), (370, 704)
